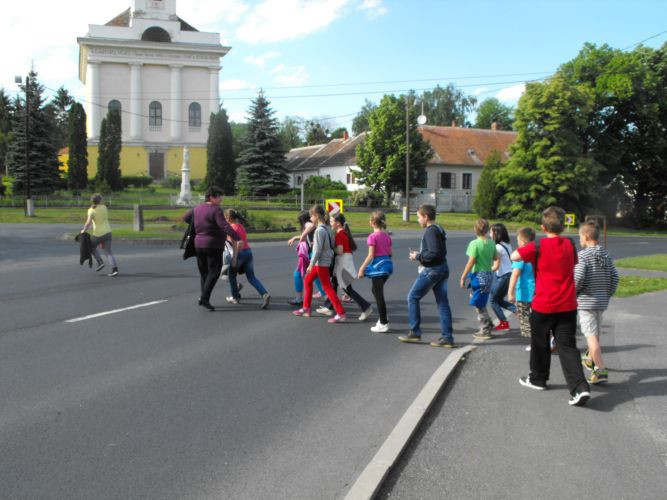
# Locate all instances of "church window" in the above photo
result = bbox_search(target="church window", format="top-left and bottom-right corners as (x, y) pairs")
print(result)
(149, 101), (162, 129)
(189, 102), (202, 128)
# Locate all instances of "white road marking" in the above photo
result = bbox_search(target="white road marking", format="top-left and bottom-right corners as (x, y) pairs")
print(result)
(65, 300), (168, 323)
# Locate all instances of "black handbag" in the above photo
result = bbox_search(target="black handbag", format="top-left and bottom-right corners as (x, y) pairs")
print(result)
(180, 218), (196, 260)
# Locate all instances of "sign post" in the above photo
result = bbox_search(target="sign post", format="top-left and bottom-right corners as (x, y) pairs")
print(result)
(326, 199), (344, 217)
(565, 213), (576, 232)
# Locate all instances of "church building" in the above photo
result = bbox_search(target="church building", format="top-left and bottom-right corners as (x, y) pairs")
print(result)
(77, 0), (229, 180)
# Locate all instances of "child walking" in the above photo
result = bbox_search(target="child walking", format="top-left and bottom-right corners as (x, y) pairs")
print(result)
(293, 205), (346, 323)
(490, 223), (517, 331)
(508, 227), (536, 350)
(224, 209), (271, 309)
(512, 206), (591, 407)
(459, 219), (498, 340)
(358, 210), (393, 333)
(288, 211), (325, 306)
(318, 214), (373, 321)
(575, 222), (619, 384)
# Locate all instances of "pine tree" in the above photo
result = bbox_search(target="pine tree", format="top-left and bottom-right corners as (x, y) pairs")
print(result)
(45, 86), (74, 150)
(96, 116), (108, 188)
(67, 102), (88, 191)
(0, 88), (13, 180)
(204, 107), (235, 194)
(237, 91), (289, 195)
(6, 71), (61, 195)
(95, 109), (122, 191)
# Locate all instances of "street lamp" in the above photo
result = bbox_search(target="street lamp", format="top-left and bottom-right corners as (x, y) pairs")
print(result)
(14, 75), (34, 217)
(403, 96), (426, 222)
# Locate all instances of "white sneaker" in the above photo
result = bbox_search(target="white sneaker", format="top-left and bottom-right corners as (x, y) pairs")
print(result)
(359, 306), (373, 322)
(226, 296), (239, 304)
(316, 306), (333, 316)
(524, 345), (532, 352)
(370, 322), (389, 333)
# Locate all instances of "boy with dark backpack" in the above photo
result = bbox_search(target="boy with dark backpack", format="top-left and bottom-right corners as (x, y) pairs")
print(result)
(511, 206), (591, 407)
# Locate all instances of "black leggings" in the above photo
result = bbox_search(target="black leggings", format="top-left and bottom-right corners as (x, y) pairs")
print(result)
(196, 248), (223, 301)
(372, 276), (389, 324)
(324, 277), (371, 312)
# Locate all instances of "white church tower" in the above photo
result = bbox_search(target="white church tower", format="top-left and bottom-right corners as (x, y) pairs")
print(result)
(77, 0), (230, 180)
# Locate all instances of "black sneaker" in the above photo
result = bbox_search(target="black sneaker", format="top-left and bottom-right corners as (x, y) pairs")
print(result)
(430, 338), (456, 348)
(398, 331), (422, 343)
(95, 263), (105, 272)
(108, 267), (119, 277)
(519, 376), (547, 391)
(569, 391), (591, 407)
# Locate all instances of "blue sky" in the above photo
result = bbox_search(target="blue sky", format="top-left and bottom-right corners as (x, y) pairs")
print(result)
(2, 0), (666, 132)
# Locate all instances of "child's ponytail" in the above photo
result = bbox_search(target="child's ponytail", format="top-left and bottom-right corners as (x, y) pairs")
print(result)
(344, 223), (357, 252)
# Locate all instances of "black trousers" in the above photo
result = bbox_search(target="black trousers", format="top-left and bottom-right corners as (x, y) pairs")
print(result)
(529, 309), (590, 395)
(372, 276), (389, 324)
(196, 248), (223, 301)
(324, 277), (371, 312)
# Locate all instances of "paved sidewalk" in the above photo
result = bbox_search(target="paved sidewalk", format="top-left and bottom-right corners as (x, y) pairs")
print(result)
(378, 291), (667, 499)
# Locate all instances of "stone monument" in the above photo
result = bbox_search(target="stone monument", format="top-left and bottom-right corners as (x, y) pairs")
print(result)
(176, 146), (193, 206)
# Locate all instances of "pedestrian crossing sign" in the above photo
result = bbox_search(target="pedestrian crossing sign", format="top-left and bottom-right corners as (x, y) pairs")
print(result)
(565, 213), (576, 227)
(326, 199), (344, 215)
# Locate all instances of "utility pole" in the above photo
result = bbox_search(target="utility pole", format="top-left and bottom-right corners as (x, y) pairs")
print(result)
(403, 95), (410, 222)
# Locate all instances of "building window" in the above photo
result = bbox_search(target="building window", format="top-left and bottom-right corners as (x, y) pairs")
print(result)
(149, 101), (162, 130)
(188, 102), (201, 128)
(462, 173), (472, 190)
(296, 175), (302, 185)
(108, 100), (121, 113)
(346, 172), (357, 184)
(440, 172), (456, 189)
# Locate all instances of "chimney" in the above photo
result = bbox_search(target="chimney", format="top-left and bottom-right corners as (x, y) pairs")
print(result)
(491, 122), (498, 131)
(451, 120), (456, 128)
(343, 130), (349, 140)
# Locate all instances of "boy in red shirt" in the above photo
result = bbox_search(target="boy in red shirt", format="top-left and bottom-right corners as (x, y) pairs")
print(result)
(511, 206), (591, 407)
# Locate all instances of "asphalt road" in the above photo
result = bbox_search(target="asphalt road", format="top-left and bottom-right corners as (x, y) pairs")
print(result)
(1, 223), (666, 499)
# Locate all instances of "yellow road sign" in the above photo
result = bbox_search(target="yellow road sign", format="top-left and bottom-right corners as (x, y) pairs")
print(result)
(326, 199), (344, 215)
(565, 213), (576, 226)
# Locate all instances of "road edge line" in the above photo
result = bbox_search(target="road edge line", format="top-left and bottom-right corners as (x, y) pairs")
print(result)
(343, 344), (476, 500)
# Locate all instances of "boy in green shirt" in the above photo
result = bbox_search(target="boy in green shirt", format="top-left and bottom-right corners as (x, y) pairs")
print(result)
(460, 219), (498, 339)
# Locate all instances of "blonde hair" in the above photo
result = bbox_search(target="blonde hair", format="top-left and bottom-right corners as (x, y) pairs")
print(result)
(474, 218), (489, 236)
(370, 210), (387, 229)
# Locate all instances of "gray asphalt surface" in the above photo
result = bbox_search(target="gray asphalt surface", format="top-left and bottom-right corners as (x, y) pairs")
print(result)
(1, 222), (666, 499)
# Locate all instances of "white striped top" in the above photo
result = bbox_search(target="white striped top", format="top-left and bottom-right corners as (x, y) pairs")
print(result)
(574, 245), (619, 310)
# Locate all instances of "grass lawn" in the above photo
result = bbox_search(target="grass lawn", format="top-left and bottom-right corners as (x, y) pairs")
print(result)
(615, 254), (667, 273)
(615, 275), (667, 297)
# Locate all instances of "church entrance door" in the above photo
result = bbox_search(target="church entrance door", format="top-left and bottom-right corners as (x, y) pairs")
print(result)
(149, 152), (165, 180)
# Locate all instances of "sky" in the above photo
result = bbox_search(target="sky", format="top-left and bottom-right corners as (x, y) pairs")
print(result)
(1, 0), (666, 133)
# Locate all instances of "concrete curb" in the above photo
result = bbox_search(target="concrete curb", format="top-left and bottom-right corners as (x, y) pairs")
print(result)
(343, 344), (476, 500)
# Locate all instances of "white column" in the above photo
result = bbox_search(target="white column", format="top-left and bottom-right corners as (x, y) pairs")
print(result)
(129, 63), (143, 141)
(170, 64), (183, 142)
(87, 62), (101, 139)
(209, 66), (221, 116)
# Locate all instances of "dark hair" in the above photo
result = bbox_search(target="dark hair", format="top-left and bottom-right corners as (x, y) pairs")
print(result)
(491, 223), (510, 244)
(517, 226), (536, 243)
(418, 204), (436, 221)
(90, 193), (102, 207)
(542, 206), (565, 234)
(205, 186), (224, 200)
(297, 210), (310, 230)
(309, 204), (326, 221)
(224, 208), (246, 225)
(333, 213), (357, 252)
(579, 221), (600, 242)
(370, 210), (387, 230)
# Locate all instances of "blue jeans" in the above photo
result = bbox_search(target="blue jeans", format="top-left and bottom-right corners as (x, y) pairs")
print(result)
(229, 249), (268, 299)
(407, 262), (453, 342)
(490, 272), (517, 321)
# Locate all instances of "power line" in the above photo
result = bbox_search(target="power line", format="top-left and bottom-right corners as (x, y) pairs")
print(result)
(622, 29), (667, 50)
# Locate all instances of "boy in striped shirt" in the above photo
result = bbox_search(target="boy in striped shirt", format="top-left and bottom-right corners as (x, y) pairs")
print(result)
(575, 222), (619, 384)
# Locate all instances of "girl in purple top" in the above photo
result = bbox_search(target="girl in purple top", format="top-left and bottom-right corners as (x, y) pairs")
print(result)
(358, 210), (393, 333)
(183, 186), (240, 311)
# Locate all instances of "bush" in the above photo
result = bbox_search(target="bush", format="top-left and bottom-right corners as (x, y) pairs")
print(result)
(349, 188), (384, 207)
(121, 176), (153, 188)
(0, 184), (6, 196)
(165, 176), (192, 190)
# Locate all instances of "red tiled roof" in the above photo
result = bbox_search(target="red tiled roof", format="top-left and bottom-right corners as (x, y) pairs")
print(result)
(420, 125), (516, 166)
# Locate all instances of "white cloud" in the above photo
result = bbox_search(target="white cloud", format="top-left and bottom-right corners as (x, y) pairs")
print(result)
(220, 79), (257, 91)
(235, 0), (351, 44)
(357, 0), (387, 19)
(274, 66), (309, 86)
(472, 87), (490, 96)
(245, 51), (281, 68)
(496, 83), (526, 103)
(178, 0), (250, 29)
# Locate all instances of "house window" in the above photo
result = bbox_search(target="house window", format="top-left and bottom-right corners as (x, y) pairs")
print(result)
(149, 101), (162, 130)
(346, 172), (357, 184)
(462, 173), (472, 190)
(296, 175), (302, 185)
(440, 172), (456, 189)
(108, 100), (121, 113)
(188, 102), (201, 128)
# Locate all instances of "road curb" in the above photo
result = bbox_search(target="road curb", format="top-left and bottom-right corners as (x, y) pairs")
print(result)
(343, 344), (476, 500)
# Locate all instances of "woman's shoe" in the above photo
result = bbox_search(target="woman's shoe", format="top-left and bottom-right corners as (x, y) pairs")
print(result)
(327, 314), (347, 323)
(292, 308), (311, 317)
(199, 299), (215, 311)
(493, 320), (510, 331)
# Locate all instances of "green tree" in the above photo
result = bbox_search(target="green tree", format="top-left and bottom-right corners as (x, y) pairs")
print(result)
(495, 75), (600, 221)
(474, 97), (514, 130)
(279, 116), (304, 150)
(6, 71), (61, 195)
(331, 127), (348, 139)
(45, 86), (74, 149)
(96, 109), (122, 191)
(0, 88), (13, 178)
(204, 107), (235, 194)
(420, 84), (477, 127)
(236, 91), (289, 195)
(473, 150), (504, 219)
(356, 94), (432, 198)
(67, 102), (88, 191)
(305, 120), (330, 145)
(230, 121), (249, 159)
(352, 99), (376, 135)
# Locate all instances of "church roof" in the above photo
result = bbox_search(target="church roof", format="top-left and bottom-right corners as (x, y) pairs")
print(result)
(105, 8), (199, 32)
